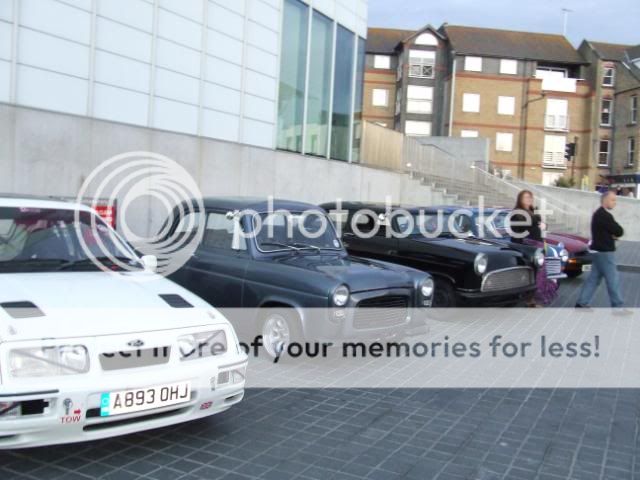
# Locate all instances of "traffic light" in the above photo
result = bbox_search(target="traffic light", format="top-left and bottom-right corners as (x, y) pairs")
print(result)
(564, 142), (576, 161)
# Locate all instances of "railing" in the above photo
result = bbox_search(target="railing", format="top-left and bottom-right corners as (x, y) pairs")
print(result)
(544, 114), (569, 132)
(543, 152), (567, 169)
(540, 76), (577, 93)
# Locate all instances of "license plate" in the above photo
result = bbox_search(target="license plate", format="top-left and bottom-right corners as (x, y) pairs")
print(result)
(100, 381), (191, 417)
(583, 265), (592, 272)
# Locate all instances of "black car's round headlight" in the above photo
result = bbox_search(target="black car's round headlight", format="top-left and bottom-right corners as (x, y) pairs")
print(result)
(332, 285), (350, 307)
(474, 253), (488, 275)
(534, 248), (545, 267)
(420, 277), (434, 298)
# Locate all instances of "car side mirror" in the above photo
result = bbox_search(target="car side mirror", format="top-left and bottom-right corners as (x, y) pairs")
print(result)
(141, 255), (158, 272)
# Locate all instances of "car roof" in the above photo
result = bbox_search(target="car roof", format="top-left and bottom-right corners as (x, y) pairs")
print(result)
(198, 196), (324, 213)
(0, 194), (93, 212)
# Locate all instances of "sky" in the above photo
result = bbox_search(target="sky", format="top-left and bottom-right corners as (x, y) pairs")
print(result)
(367, 0), (638, 47)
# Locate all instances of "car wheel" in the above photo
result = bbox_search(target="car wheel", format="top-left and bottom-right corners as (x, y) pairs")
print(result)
(433, 280), (457, 308)
(260, 309), (302, 359)
(566, 270), (582, 279)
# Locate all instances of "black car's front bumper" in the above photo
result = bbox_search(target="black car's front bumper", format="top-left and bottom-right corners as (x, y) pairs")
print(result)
(301, 288), (430, 341)
(456, 285), (536, 307)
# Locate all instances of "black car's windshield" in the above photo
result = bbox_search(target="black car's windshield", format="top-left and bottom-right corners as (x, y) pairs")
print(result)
(253, 211), (343, 253)
(396, 213), (473, 237)
(0, 206), (139, 272)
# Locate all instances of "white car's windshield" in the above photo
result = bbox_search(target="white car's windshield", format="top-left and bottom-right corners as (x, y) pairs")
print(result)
(0, 206), (140, 272)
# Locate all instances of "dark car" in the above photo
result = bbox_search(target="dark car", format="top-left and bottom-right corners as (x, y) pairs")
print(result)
(320, 202), (544, 308)
(436, 206), (569, 281)
(166, 197), (434, 357)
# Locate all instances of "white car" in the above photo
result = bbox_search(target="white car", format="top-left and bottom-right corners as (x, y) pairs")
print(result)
(0, 196), (247, 449)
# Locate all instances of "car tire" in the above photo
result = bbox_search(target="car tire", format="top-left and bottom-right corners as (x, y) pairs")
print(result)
(260, 308), (302, 359)
(433, 280), (457, 308)
(566, 270), (582, 279)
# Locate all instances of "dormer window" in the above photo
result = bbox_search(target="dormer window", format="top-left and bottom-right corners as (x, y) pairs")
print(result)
(602, 65), (615, 87)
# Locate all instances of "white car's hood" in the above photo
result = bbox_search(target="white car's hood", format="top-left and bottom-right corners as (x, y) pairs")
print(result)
(0, 272), (225, 341)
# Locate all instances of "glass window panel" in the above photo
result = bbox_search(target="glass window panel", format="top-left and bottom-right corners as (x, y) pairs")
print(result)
(276, 0), (309, 153)
(351, 36), (366, 163)
(305, 11), (333, 157)
(330, 25), (355, 161)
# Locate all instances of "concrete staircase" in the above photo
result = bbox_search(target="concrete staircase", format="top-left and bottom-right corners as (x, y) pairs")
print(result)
(411, 171), (584, 235)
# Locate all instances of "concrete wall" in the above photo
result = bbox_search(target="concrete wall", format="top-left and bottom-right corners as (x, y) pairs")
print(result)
(0, 104), (442, 235)
(415, 136), (489, 169)
(532, 183), (640, 241)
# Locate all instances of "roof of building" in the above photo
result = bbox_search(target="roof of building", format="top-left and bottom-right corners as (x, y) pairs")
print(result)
(627, 45), (640, 61)
(588, 41), (634, 61)
(366, 27), (416, 54)
(444, 25), (585, 64)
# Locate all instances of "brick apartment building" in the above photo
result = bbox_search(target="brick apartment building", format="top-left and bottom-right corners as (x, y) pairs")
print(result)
(364, 24), (639, 191)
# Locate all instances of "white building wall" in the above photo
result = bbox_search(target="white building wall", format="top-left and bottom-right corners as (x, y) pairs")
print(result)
(0, 0), (367, 149)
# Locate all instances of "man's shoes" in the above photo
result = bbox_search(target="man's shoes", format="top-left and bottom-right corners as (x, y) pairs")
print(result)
(575, 304), (593, 311)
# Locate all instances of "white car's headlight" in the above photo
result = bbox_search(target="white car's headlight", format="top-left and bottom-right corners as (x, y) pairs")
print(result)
(420, 277), (434, 298)
(474, 253), (488, 275)
(534, 248), (545, 267)
(9, 345), (90, 378)
(179, 330), (227, 361)
(332, 285), (350, 307)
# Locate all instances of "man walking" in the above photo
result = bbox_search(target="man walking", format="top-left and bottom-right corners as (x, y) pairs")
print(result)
(576, 191), (625, 308)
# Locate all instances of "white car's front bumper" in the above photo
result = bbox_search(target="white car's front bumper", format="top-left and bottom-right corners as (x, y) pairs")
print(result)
(0, 327), (247, 449)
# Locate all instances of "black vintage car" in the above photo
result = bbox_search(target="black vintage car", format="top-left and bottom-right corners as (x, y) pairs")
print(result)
(167, 197), (434, 356)
(320, 202), (545, 308)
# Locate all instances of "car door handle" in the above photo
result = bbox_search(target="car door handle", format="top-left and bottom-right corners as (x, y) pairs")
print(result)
(387, 250), (398, 255)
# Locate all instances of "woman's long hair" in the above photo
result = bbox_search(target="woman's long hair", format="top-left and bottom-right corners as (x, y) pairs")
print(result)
(515, 190), (535, 212)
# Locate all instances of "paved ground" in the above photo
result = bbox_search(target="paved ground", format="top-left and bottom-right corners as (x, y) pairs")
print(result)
(2, 275), (640, 480)
(552, 271), (640, 308)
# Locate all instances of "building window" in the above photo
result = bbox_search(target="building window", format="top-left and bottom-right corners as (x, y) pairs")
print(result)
(405, 120), (431, 136)
(372, 88), (389, 107)
(602, 66), (615, 87)
(543, 135), (567, 168)
(408, 50), (435, 78)
(406, 86), (433, 114)
(500, 59), (518, 75)
(545, 98), (569, 131)
(276, 0), (309, 153)
(305, 10), (334, 158)
(496, 132), (513, 152)
(497, 96), (515, 116)
(330, 25), (355, 161)
(464, 56), (482, 72)
(629, 137), (636, 167)
(631, 95), (638, 124)
(462, 93), (480, 113)
(598, 140), (610, 166)
(415, 32), (438, 46)
(352, 37), (366, 163)
(460, 130), (479, 138)
(601, 99), (612, 126)
(373, 55), (391, 69)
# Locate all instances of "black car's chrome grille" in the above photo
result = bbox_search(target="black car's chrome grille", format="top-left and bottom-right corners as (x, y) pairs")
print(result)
(99, 347), (171, 371)
(353, 296), (409, 330)
(545, 257), (562, 276)
(481, 267), (534, 293)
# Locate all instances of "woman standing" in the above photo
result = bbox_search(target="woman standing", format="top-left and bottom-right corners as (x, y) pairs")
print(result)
(510, 190), (557, 307)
